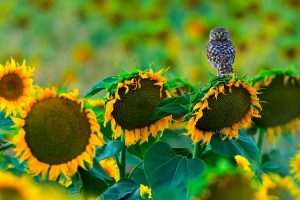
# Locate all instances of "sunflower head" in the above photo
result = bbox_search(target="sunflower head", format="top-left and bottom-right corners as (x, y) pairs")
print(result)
(187, 75), (261, 144)
(258, 174), (300, 200)
(252, 69), (300, 143)
(140, 184), (152, 199)
(290, 151), (300, 181)
(0, 59), (35, 117)
(12, 87), (105, 183)
(189, 160), (262, 200)
(0, 171), (40, 200)
(104, 69), (172, 146)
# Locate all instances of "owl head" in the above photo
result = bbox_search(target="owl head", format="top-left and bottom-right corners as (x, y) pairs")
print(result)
(209, 27), (230, 41)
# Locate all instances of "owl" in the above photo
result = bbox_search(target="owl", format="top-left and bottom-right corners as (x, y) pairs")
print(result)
(206, 27), (236, 78)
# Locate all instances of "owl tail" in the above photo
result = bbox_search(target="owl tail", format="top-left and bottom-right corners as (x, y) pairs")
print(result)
(218, 65), (235, 78)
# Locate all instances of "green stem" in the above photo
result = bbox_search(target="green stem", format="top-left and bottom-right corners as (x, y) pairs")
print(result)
(257, 128), (265, 152)
(119, 132), (127, 179)
(128, 161), (143, 178)
(192, 141), (206, 159)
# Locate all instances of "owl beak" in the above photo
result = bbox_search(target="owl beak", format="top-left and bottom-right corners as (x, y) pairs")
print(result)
(216, 33), (221, 40)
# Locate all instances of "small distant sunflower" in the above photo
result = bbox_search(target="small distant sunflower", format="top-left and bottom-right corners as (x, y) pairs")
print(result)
(290, 151), (300, 181)
(0, 59), (35, 117)
(12, 87), (105, 182)
(189, 160), (262, 200)
(258, 174), (300, 200)
(0, 171), (40, 200)
(140, 184), (152, 200)
(104, 69), (172, 146)
(252, 69), (300, 143)
(234, 155), (253, 175)
(100, 157), (120, 181)
(187, 75), (261, 144)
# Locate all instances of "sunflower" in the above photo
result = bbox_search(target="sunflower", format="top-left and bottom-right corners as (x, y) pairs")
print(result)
(0, 59), (35, 117)
(290, 151), (300, 181)
(140, 184), (152, 199)
(252, 69), (300, 143)
(234, 155), (253, 174)
(258, 174), (300, 200)
(104, 69), (172, 146)
(189, 160), (263, 200)
(100, 157), (120, 181)
(187, 75), (261, 144)
(12, 87), (105, 182)
(0, 171), (40, 200)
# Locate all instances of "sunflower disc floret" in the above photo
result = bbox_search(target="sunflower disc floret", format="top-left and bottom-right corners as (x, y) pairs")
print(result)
(252, 69), (300, 143)
(104, 69), (172, 146)
(12, 87), (105, 182)
(189, 160), (262, 200)
(187, 75), (261, 143)
(0, 59), (35, 117)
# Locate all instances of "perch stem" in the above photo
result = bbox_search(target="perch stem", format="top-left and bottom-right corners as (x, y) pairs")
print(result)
(193, 141), (206, 159)
(120, 132), (126, 179)
(257, 128), (265, 152)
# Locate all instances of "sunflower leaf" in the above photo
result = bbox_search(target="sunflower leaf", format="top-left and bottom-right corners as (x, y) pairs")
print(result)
(210, 130), (262, 171)
(152, 94), (191, 121)
(144, 142), (206, 197)
(0, 143), (14, 152)
(83, 76), (118, 98)
(79, 167), (112, 199)
(101, 178), (141, 200)
(96, 141), (124, 161)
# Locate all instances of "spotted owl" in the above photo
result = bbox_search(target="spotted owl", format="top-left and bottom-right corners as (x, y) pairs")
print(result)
(206, 27), (236, 78)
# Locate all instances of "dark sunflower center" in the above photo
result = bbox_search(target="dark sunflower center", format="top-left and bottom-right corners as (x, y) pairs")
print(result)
(202, 174), (255, 200)
(24, 98), (91, 165)
(0, 74), (24, 100)
(0, 188), (24, 200)
(112, 78), (164, 130)
(196, 86), (251, 131)
(253, 75), (300, 127)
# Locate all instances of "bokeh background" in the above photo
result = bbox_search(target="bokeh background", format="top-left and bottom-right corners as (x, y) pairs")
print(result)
(0, 0), (300, 92)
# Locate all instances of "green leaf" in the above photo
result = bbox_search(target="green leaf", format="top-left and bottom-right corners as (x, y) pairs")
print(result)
(83, 76), (118, 98)
(101, 179), (141, 200)
(127, 137), (156, 159)
(267, 149), (291, 176)
(0, 112), (14, 135)
(96, 141), (124, 160)
(152, 94), (191, 121)
(211, 131), (261, 166)
(67, 173), (83, 197)
(172, 148), (192, 159)
(80, 164), (114, 199)
(144, 142), (206, 196)
(262, 161), (280, 173)
(154, 185), (186, 200)
(130, 166), (148, 186)
(0, 143), (14, 152)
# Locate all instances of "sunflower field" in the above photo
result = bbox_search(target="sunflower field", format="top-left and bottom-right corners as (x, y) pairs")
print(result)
(1, 1), (300, 200)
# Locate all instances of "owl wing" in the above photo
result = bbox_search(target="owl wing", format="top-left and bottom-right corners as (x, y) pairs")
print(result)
(206, 41), (220, 69)
(219, 43), (235, 68)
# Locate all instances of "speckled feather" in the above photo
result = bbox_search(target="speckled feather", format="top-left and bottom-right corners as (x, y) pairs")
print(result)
(206, 28), (236, 77)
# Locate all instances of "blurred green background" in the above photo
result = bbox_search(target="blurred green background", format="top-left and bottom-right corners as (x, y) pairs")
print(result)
(0, 0), (300, 92)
